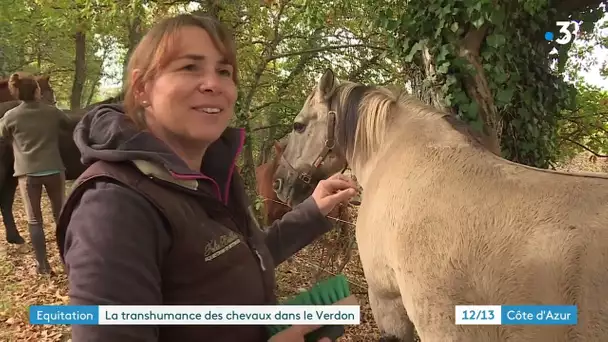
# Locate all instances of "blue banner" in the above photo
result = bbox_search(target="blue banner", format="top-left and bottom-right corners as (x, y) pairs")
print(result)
(29, 304), (361, 325)
(501, 305), (577, 325)
(29, 304), (577, 326)
(30, 305), (99, 325)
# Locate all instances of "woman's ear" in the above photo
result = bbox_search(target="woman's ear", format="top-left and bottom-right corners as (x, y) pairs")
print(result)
(131, 69), (149, 104)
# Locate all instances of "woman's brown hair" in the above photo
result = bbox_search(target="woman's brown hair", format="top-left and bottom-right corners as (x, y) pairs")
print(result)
(8, 72), (41, 102)
(124, 14), (238, 128)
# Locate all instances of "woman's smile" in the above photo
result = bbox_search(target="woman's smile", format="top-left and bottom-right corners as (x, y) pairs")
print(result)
(194, 107), (221, 114)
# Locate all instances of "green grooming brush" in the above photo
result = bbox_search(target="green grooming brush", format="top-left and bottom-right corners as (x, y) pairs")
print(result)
(267, 274), (358, 341)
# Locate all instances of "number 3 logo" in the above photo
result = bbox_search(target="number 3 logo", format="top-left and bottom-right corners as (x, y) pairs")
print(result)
(555, 21), (580, 45)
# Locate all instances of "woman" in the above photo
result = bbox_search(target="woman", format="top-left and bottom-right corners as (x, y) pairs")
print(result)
(55, 13), (358, 342)
(0, 73), (70, 274)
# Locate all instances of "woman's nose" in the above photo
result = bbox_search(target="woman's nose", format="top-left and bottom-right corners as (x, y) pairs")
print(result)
(198, 74), (222, 93)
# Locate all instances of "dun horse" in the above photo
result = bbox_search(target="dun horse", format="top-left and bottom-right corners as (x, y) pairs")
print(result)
(273, 69), (608, 341)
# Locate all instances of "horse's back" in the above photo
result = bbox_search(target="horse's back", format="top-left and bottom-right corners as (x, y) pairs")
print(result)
(360, 144), (608, 340)
(0, 100), (20, 117)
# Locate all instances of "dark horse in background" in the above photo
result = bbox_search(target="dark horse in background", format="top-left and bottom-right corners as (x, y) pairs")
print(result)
(254, 134), (354, 228)
(0, 74), (120, 244)
(255, 138), (291, 226)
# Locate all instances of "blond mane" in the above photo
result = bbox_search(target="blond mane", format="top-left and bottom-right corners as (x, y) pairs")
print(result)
(334, 82), (488, 173)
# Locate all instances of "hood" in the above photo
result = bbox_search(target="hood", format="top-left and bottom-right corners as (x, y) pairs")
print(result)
(73, 103), (245, 203)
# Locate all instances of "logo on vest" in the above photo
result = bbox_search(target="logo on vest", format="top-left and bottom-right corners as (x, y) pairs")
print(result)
(204, 231), (241, 261)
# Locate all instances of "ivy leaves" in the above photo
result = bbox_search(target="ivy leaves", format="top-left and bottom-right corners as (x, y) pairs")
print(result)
(374, 0), (604, 168)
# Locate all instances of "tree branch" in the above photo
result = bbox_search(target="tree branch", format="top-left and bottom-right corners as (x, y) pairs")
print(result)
(557, 0), (604, 13)
(239, 0), (287, 121)
(250, 101), (280, 113)
(562, 111), (608, 120)
(266, 44), (385, 62)
(347, 53), (383, 82)
(251, 123), (289, 132)
(562, 137), (608, 157)
(564, 117), (608, 135)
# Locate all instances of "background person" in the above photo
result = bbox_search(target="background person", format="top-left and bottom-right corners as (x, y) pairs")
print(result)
(0, 72), (71, 274)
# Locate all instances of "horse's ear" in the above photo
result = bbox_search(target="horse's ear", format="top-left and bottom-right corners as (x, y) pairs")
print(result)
(318, 69), (336, 99)
(274, 140), (285, 154)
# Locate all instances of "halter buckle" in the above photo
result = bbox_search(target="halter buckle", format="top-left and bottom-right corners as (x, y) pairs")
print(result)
(299, 172), (312, 184)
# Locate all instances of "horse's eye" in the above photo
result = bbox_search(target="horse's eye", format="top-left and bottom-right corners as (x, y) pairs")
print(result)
(293, 122), (306, 133)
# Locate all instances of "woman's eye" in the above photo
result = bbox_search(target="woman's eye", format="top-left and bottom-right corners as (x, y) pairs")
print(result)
(182, 64), (197, 71)
(218, 69), (232, 77)
(293, 122), (306, 133)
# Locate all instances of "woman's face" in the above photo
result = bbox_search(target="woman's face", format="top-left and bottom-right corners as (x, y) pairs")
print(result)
(140, 26), (237, 146)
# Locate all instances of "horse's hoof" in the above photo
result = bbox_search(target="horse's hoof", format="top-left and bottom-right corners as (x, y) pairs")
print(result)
(7, 235), (25, 244)
(37, 264), (54, 275)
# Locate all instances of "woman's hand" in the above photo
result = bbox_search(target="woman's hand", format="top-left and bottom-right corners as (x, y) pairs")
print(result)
(268, 325), (331, 342)
(311, 173), (358, 216)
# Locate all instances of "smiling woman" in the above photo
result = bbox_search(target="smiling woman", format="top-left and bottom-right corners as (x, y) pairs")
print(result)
(54, 13), (357, 342)
(123, 16), (238, 170)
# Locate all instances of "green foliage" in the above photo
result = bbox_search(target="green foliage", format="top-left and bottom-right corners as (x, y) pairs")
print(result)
(374, 0), (607, 168)
(556, 83), (608, 160)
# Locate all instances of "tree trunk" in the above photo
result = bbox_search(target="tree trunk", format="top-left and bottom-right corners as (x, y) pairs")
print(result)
(122, 15), (143, 81)
(86, 76), (100, 106)
(258, 140), (271, 165)
(414, 35), (501, 156)
(70, 29), (86, 110)
(421, 46), (450, 111)
(458, 24), (501, 155)
(241, 119), (258, 202)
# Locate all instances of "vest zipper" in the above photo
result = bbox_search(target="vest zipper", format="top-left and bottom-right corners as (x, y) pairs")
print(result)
(211, 203), (270, 301)
(254, 248), (266, 271)
(150, 177), (270, 299)
(218, 205), (267, 273)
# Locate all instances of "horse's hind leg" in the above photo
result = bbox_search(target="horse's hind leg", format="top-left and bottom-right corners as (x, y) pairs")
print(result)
(0, 176), (23, 244)
(368, 287), (416, 342)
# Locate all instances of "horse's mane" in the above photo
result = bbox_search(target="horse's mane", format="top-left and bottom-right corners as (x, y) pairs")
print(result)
(332, 82), (489, 168)
(330, 82), (403, 164)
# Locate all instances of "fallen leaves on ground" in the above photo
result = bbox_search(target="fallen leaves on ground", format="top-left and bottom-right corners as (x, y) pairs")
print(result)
(0, 188), (71, 342)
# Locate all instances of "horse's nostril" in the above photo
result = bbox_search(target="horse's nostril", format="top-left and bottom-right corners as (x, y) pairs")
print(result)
(272, 179), (282, 192)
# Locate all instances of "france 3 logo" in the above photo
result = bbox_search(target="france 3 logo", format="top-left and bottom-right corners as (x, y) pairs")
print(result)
(544, 21), (580, 45)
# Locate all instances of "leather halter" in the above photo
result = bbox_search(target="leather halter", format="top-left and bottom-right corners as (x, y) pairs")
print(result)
(302, 110), (339, 184)
(280, 96), (348, 189)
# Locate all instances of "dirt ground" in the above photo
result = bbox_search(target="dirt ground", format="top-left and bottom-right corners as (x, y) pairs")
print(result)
(0, 152), (606, 341)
